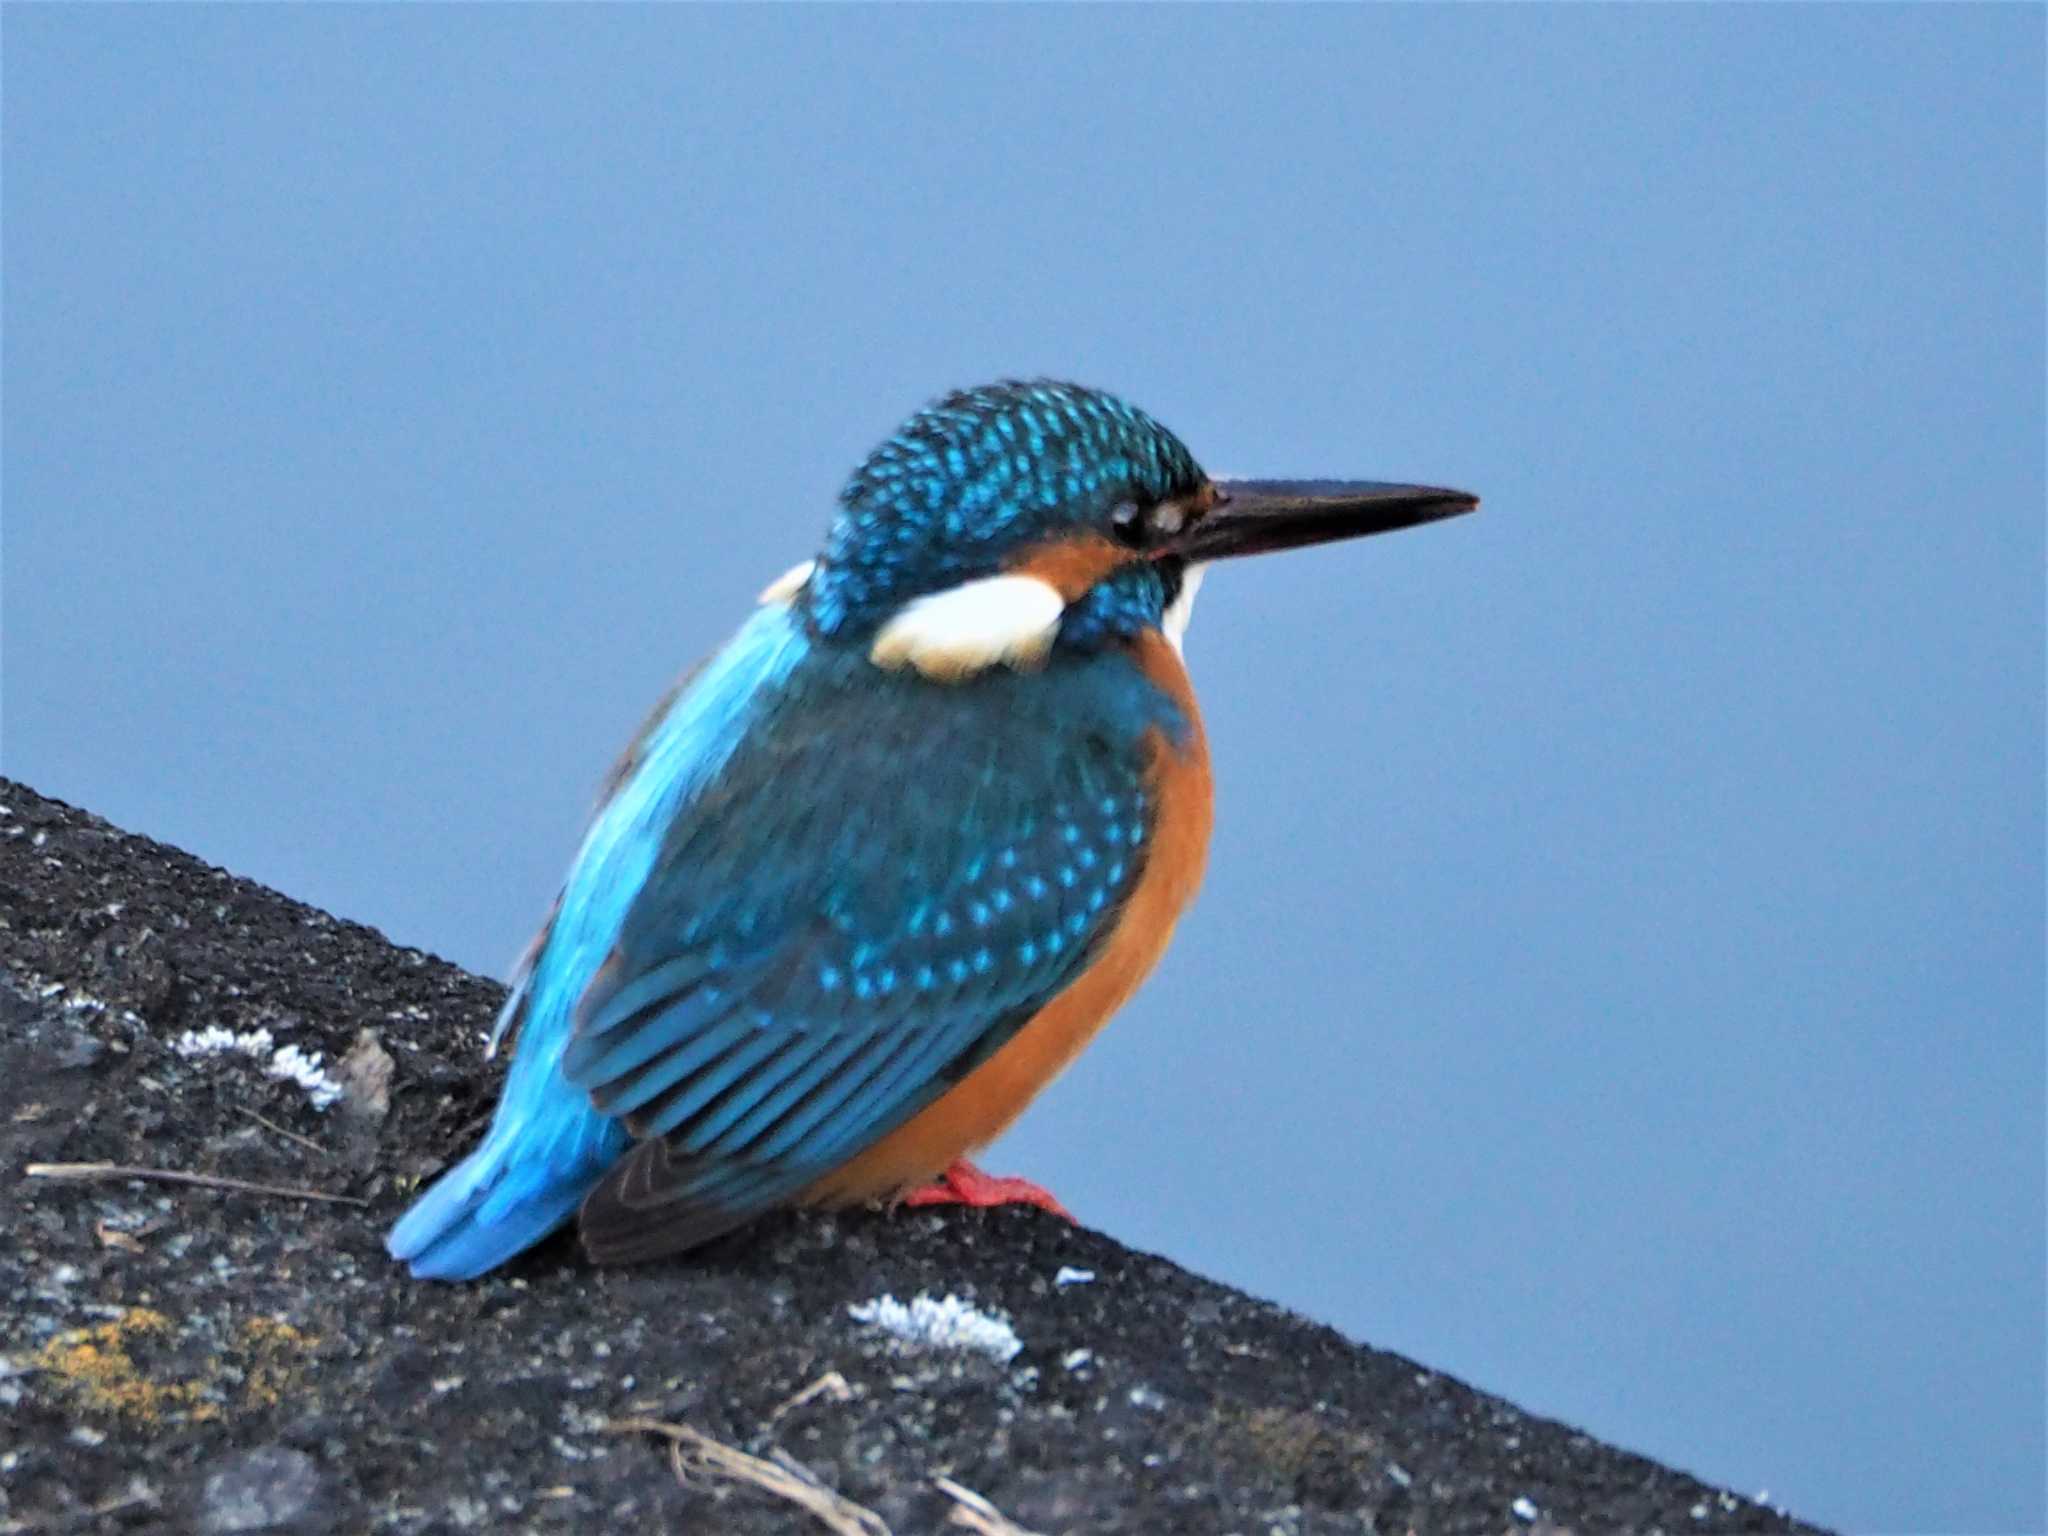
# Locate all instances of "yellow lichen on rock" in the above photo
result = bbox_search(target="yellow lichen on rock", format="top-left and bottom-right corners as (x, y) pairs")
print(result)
(31, 1308), (216, 1422)
(28, 1308), (323, 1424)
(239, 1316), (321, 1409)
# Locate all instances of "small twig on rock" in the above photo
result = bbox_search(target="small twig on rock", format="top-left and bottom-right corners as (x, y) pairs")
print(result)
(23, 1161), (367, 1206)
(606, 1416), (889, 1536)
(770, 1447), (835, 1487)
(232, 1104), (332, 1157)
(933, 1476), (1047, 1536)
(771, 1369), (854, 1421)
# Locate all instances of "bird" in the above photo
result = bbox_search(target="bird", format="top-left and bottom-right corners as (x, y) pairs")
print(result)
(388, 379), (1475, 1280)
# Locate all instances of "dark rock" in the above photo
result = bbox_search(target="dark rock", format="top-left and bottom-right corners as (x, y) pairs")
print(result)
(49, 1023), (106, 1071)
(199, 1446), (324, 1533)
(83, 922), (180, 1022)
(0, 779), (1833, 1536)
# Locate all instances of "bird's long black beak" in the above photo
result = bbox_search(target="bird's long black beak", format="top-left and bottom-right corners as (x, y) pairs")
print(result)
(1166, 479), (1478, 563)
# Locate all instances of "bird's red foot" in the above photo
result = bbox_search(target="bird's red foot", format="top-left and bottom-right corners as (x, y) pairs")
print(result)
(901, 1158), (1074, 1222)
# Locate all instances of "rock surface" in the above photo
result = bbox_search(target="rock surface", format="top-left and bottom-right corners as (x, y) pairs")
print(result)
(0, 780), (1829, 1535)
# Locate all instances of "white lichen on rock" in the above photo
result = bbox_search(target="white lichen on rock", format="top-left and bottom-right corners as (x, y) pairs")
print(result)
(170, 1026), (344, 1110)
(847, 1292), (1023, 1364)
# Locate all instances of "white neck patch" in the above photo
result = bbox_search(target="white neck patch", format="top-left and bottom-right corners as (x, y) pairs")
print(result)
(1162, 563), (1205, 656)
(757, 559), (817, 607)
(869, 573), (1066, 683)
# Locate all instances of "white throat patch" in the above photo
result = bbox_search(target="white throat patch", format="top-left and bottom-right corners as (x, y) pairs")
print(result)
(757, 559), (817, 607)
(869, 573), (1066, 683)
(1162, 563), (1205, 656)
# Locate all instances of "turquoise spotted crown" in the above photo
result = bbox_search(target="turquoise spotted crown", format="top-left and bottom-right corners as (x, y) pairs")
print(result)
(807, 380), (1204, 635)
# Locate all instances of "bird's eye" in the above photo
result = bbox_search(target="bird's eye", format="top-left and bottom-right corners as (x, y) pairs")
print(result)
(1109, 500), (1147, 548)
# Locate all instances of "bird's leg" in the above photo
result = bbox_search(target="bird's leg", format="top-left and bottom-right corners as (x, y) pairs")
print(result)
(900, 1158), (1074, 1222)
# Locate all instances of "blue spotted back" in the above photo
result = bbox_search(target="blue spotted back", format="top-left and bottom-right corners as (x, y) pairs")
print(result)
(566, 635), (1191, 1260)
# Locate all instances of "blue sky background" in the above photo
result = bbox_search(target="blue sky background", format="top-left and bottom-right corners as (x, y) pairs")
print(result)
(5, 9), (2041, 1532)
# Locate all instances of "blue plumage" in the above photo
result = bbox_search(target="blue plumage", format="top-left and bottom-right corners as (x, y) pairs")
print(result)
(388, 376), (1471, 1279)
(390, 548), (1189, 1277)
(565, 637), (1187, 1261)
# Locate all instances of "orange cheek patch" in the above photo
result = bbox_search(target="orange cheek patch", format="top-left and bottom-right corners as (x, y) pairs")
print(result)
(1009, 533), (1139, 602)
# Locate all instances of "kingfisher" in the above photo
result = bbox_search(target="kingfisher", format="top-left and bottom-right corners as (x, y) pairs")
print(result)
(388, 379), (1475, 1280)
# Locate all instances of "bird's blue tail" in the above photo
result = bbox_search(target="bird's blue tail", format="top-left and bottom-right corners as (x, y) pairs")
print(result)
(386, 1136), (598, 1282)
(388, 991), (630, 1280)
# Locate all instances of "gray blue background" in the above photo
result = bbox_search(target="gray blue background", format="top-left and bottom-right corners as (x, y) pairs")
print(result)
(5, 9), (2041, 1533)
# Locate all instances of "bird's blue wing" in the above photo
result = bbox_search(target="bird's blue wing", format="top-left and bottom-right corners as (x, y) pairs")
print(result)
(566, 642), (1188, 1263)
(388, 603), (812, 1280)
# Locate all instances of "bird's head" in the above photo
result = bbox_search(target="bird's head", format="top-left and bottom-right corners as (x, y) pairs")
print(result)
(795, 379), (1475, 681)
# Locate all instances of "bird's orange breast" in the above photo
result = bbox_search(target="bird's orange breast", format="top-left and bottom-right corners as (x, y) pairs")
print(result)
(802, 629), (1212, 1206)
